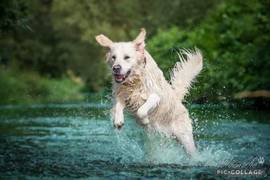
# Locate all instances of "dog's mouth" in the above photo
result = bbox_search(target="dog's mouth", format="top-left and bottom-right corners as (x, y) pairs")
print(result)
(113, 70), (131, 83)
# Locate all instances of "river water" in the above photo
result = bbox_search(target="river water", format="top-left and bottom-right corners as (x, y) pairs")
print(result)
(0, 102), (269, 179)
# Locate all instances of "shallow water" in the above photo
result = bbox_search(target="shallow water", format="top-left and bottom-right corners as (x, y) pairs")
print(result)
(0, 102), (269, 179)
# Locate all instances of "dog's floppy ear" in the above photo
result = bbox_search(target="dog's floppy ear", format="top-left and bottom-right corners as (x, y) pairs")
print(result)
(95, 34), (113, 48)
(133, 28), (146, 53)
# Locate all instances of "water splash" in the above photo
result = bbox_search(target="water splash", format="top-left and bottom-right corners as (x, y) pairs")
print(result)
(113, 130), (145, 163)
(108, 126), (233, 168)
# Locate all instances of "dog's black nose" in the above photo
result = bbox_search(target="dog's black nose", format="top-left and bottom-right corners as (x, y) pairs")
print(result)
(113, 65), (121, 73)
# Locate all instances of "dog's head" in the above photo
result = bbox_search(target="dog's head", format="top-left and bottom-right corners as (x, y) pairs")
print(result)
(95, 29), (146, 83)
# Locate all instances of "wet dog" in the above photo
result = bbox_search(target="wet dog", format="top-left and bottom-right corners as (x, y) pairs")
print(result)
(95, 28), (203, 156)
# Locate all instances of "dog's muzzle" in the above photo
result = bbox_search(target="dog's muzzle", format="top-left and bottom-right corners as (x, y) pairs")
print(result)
(113, 70), (131, 83)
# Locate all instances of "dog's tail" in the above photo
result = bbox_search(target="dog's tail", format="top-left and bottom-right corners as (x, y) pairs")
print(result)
(170, 49), (203, 101)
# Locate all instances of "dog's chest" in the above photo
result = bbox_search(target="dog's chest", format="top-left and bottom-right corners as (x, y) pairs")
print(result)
(116, 80), (148, 113)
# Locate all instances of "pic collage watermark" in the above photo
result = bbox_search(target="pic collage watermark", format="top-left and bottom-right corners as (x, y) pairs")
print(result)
(215, 156), (267, 177)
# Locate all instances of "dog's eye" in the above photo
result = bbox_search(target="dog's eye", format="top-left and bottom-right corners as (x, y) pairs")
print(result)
(124, 55), (130, 60)
(111, 55), (116, 60)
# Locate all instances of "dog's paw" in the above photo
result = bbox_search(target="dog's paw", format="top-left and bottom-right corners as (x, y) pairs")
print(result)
(114, 121), (124, 129)
(137, 107), (147, 119)
(141, 117), (150, 125)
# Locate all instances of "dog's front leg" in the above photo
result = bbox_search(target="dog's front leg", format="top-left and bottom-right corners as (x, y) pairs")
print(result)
(137, 93), (160, 125)
(112, 98), (125, 129)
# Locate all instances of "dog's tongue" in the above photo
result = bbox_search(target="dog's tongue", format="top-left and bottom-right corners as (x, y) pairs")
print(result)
(115, 74), (125, 82)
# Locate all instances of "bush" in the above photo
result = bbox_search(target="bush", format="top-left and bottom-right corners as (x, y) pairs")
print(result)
(0, 67), (84, 105)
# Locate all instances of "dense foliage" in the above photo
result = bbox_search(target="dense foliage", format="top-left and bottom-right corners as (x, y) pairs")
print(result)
(148, 0), (270, 101)
(0, 0), (269, 104)
(0, 67), (83, 104)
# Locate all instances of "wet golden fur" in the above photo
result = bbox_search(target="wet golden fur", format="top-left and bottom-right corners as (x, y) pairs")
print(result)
(96, 29), (203, 155)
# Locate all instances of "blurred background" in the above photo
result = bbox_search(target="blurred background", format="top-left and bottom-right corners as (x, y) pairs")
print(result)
(0, 0), (269, 108)
(0, 1), (270, 178)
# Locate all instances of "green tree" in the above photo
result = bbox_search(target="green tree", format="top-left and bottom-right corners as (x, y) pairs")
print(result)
(148, 0), (270, 101)
(51, 0), (218, 90)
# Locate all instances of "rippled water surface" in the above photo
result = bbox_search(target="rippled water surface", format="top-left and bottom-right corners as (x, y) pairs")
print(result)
(0, 102), (269, 179)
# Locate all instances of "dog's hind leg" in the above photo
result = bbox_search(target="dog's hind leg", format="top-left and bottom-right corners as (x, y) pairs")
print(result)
(171, 120), (196, 156)
(175, 131), (196, 156)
